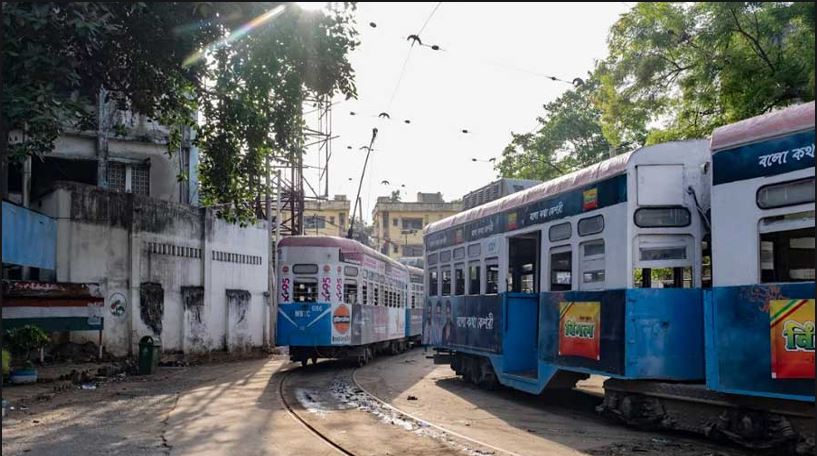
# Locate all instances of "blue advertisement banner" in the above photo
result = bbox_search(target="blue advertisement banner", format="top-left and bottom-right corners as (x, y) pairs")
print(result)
(423, 295), (502, 353)
(713, 130), (815, 185)
(425, 174), (627, 252)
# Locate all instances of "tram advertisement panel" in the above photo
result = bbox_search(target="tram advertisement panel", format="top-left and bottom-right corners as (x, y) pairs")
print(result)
(558, 301), (601, 360)
(424, 296), (501, 353)
(770, 299), (815, 379)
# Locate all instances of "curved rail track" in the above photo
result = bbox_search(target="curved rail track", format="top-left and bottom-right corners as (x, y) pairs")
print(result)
(278, 368), (357, 456)
(278, 355), (520, 456)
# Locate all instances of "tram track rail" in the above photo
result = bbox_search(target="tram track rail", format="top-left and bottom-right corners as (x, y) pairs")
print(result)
(351, 362), (522, 456)
(279, 368), (358, 456)
(278, 353), (521, 456)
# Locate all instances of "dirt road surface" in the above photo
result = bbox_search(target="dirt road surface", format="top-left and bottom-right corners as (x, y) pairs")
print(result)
(2, 349), (751, 455)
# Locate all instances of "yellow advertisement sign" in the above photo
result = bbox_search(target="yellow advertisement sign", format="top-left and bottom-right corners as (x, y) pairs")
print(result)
(559, 301), (601, 360)
(769, 299), (815, 379)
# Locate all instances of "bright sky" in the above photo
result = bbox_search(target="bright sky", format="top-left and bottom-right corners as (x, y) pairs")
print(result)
(302, 2), (631, 222)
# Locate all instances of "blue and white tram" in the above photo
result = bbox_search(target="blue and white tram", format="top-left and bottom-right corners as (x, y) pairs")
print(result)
(276, 236), (423, 366)
(705, 102), (814, 401)
(423, 139), (711, 393)
(424, 102), (815, 450)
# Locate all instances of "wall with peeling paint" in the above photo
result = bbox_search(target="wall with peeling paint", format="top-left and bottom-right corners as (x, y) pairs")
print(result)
(34, 182), (269, 357)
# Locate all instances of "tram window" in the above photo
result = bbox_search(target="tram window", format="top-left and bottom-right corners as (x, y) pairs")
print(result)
(429, 269), (438, 296)
(454, 264), (465, 296)
(293, 264), (318, 275)
(549, 222), (571, 242)
(467, 243), (482, 258)
(757, 177), (814, 209)
(634, 267), (693, 288)
(294, 278), (318, 302)
(640, 246), (687, 261)
(362, 282), (368, 305)
(581, 240), (605, 288)
(344, 266), (359, 277)
(468, 262), (481, 295)
(344, 280), (358, 305)
(550, 249), (572, 291)
(634, 207), (691, 228)
(760, 227), (815, 282)
(453, 247), (465, 261)
(508, 233), (540, 293)
(441, 268), (452, 296)
(578, 215), (604, 236)
(485, 259), (499, 294)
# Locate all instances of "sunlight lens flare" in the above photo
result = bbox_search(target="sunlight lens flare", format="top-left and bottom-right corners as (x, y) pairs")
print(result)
(183, 5), (287, 68)
(297, 2), (328, 11)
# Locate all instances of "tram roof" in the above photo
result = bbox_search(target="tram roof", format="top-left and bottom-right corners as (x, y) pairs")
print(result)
(710, 101), (814, 153)
(279, 235), (405, 269)
(425, 149), (636, 236)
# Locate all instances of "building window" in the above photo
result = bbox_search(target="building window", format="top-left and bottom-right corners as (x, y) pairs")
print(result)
(339, 212), (346, 229)
(108, 162), (126, 192)
(393, 245), (398, 254)
(402, 244), (423, 257)
(402, 218), (424, 230)
(131, 165), (150, 196)
(304, 215), (326, 229)
(393, 218), (399, 227)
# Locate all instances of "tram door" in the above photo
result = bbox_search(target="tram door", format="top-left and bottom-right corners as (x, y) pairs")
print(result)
(504, 232), (540, 378)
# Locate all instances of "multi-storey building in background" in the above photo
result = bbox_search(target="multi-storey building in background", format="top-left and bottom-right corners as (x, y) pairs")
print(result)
(302, 195), (350, 237)
(372, 192), (462, 264)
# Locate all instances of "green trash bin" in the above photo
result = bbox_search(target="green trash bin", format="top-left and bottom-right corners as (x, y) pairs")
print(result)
(138, 336), (161, 375)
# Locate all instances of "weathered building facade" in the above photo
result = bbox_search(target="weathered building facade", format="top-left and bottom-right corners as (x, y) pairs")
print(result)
(24, 182), (271, 356)
(302, 195), (350, 237)
(3, 98), (271, 357)
(372, 192), (462, 262)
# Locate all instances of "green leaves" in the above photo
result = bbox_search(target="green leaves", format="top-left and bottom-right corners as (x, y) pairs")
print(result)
(497, 75), (612, 181)
(500, 2), (814, 182)
(599, 2), (815, 144)
(196, 3), (358, 225)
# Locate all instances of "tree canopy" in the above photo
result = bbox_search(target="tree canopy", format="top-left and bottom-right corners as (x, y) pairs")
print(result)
(498, 2), (815, 181)
(2, 2), (359, 224)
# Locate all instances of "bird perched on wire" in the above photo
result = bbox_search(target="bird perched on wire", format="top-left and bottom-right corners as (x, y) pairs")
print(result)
(407, 34), (422, 46)
(381, 180), (390, 185)
(572, 77), (584, 87)
(378, 112), (391, 119)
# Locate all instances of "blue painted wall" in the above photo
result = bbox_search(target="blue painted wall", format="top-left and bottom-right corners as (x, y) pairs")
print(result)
(2, 201), (57, 270)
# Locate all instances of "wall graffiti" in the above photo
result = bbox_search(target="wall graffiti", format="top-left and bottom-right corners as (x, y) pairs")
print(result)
(139, 282), (164, 335)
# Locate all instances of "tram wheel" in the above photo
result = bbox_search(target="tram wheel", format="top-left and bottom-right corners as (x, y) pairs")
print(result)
(300, 358), (308, 368)
(311, 356), (318, 365)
